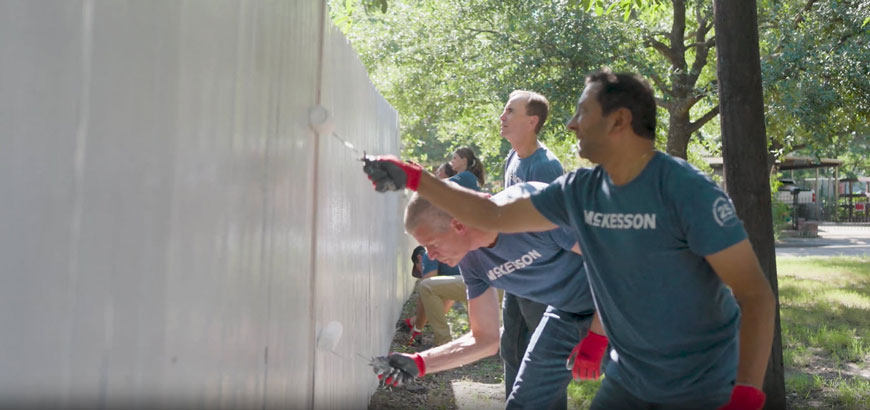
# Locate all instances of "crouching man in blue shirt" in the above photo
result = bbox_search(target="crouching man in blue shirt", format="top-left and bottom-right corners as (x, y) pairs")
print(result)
(363, 68), (776, 410)
(374, 182), (607, 410)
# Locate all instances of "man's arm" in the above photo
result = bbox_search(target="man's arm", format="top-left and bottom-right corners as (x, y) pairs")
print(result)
(417, 287), (501, 373)
(417, 172), (557, 233)
(706, 238), (775, 389)
(421, 269), (438, 279)
(568, 242), (604, 335)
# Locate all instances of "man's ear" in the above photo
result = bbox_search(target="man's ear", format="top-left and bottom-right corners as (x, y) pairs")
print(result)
(450, 218), (466, 234)
(610, 108), (633, 134)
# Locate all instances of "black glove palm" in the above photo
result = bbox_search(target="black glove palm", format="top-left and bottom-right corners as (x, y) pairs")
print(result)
(372, 353), (421, 387)
(363, 158), (408, 192)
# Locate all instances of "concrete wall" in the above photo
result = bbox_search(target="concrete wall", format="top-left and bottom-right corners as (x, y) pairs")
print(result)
(0, 1), (411, 408)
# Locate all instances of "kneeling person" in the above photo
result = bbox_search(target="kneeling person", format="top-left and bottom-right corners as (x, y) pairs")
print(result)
(374, 183), (607, 409)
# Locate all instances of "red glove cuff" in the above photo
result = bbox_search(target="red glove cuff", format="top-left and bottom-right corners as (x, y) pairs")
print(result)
(402, 161), (422, 191)
(718, 384), (766, 410)
(582, 331), (608, 357)
(411, 353), (426, 378)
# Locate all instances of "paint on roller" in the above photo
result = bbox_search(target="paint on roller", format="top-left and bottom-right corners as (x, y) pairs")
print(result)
(309, 105), (365, 157)
(316, 320), (343, 352)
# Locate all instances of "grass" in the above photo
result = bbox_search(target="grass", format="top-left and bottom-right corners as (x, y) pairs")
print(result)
(563, 256), (870, 408)
(778, 256), (870, 408)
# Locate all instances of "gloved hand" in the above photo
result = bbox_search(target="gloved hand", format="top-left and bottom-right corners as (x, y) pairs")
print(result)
(716, 384), (766, 410)
(567, 330), (608, 380)
(362, 155), (422, 192)
(371, 352), (426, 387)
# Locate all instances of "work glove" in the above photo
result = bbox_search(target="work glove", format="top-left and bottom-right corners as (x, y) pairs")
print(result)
(716, 384), (766, 410)
(567, 330), (608, 380)
(362, 155), (422, 192)
(371, 352), (426, 387)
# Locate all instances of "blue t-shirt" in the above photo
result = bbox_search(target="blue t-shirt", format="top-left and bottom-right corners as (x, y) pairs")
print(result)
(503, 146), (564, 188)
(451, 170), (480, 191)
(529, 152), (746, 403)
(458, 183), (593, 315)
(421, 251), (460, 276)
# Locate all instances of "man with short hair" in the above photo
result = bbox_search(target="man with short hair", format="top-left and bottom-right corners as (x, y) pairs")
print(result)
(399, 167), (480, 346)
(363, 68), (776, 410)
(374, 182), (607, 409)
(497, 90), (570, 405)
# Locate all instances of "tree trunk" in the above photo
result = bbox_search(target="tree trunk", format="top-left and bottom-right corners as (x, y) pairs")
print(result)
(666, 110), (691, 159)
(712, 1), (786, 409)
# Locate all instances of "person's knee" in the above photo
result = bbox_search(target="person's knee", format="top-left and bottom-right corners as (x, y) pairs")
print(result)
(418, 280), (435, 297)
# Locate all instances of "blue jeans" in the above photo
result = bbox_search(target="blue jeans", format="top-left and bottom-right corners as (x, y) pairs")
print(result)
(500, 293), (548, 399)
(590, 376), (728, 410)
(505, 306), (593, 410)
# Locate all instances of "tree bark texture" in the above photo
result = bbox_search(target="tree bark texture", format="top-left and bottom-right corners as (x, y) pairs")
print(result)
(713, 1), (786, 409)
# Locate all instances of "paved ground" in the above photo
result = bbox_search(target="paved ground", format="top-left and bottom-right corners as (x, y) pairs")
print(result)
(776, 223), (870, 257)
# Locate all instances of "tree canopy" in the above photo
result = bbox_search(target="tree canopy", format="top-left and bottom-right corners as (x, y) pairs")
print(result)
(333, 0), (870, 185)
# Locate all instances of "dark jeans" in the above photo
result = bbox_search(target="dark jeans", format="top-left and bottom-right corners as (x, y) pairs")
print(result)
(504, 305), (593, 410)
(590, 375), (729, 410)
(500, 293), (549, 400)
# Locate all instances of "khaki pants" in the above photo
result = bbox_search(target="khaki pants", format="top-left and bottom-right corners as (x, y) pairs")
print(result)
(418, 276), (468, 345)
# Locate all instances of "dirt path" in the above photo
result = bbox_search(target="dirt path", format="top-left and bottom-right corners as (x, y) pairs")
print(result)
(368, 293), (505, 409)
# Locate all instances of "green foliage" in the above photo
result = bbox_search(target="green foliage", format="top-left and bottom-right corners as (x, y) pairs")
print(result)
(334, 0), (641, 189)
(335, 0), (870, 184)
(566, 377), (602, 408)
(759, 0), (870, 174)
(770, 176), (790, 238)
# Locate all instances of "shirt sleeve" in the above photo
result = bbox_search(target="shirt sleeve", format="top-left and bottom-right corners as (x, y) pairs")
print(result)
(546, 227), (580, 252)
(529, 173), (574, 228)
(673, 169), (748, 256)
(458, 257), (490, 300)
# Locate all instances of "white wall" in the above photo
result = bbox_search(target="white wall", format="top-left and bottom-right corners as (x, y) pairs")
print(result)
(0, 1), (411, 408)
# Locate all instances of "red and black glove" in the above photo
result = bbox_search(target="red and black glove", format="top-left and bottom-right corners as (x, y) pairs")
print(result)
(567, 331), (608, 380)
(716, 385), (766, 410)
(372, 352), (426, 387)
(362, 155), (422, 192)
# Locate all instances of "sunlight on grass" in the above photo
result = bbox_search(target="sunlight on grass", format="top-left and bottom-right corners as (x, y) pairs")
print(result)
(833, 377), (870, 409)
(777, 256), (870, 408)
(825, 290), (870, 310)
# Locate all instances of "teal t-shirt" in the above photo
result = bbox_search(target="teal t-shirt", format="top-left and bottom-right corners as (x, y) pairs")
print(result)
(529, 152), (746, 403)
(503, 146), (564, 187)
(458, 183), (593, 314)
(451, 170), (480, 191)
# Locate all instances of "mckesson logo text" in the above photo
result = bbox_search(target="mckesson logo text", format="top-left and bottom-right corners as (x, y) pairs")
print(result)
(583, 210), (656, 230)
(486, 250), (543, 281)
